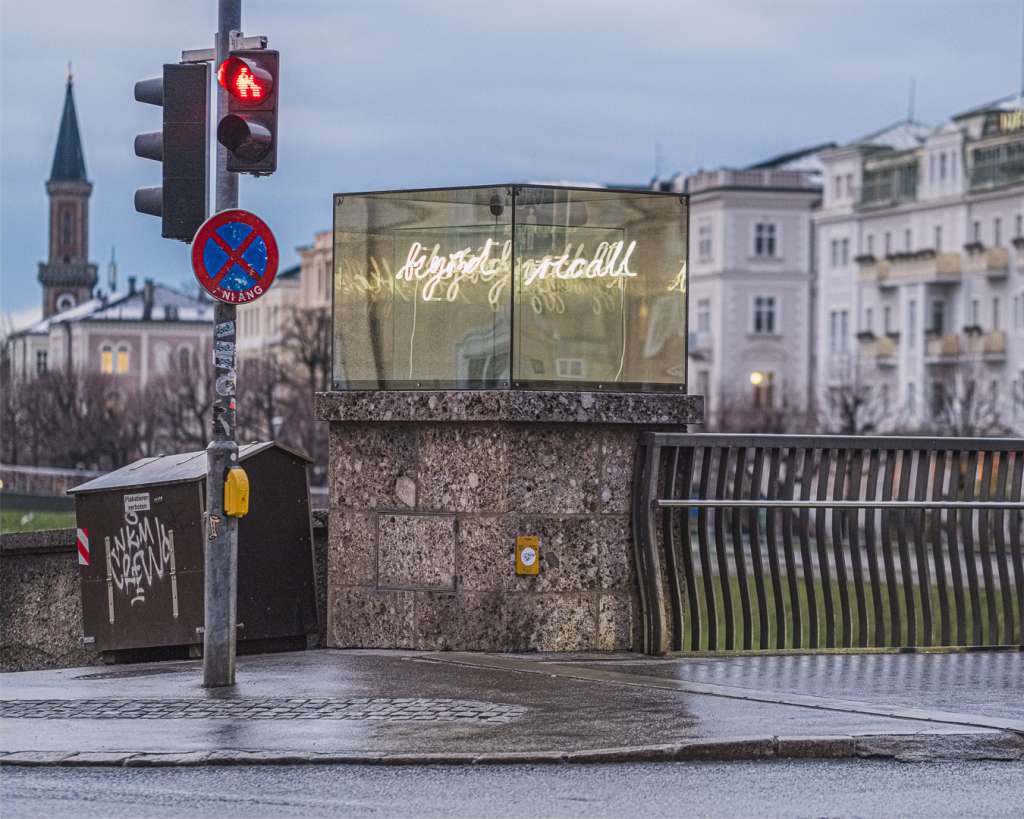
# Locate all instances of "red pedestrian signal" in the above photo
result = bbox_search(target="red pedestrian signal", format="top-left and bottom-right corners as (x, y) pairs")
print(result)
(217, 56), (273, 103)
(216, 49), (279, 175)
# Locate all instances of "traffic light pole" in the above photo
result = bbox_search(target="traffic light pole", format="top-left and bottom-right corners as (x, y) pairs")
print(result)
(203, 0), (242, 688)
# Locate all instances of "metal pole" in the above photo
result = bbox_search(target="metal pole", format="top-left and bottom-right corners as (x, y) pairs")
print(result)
(204, 0), (241, 688)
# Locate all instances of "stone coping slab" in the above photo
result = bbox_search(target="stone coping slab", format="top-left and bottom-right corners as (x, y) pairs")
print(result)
(0, 527), (75, 555)
(2, 732), (1021, 767)
(315, 390), (703, 426)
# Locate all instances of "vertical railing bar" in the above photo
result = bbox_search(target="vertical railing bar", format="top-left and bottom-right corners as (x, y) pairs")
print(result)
(894, 449), (916, 647)
(863, 449), (885, 647)
(977, 451), (999, 645)
(781, 447), (802, 649)
(631, 440), (654, 654)
(765, 447), (787, 650)
(962, 450), (983, 646)
(814, 448), (835, 647)
(713, 447), (735, 651)
(946, 451), (967, 646)
(911, 449), (932, 647)
(661, 447), (685, 652)
(731, 447), (753, 651)
(992, 451), (1014, 646)
(930, 450), (952, 647)
(798, 447), (820, 649)
(831, 448), (853, 648)
(696, 446), (717, 651)
(847, 448), (868, 648)
(748, 447), (770, 650)
(880, 449), (901, 646)
(641, 442), (667, 654)
(1009, 452), (1024, 645)
(677, 446), (701, 652)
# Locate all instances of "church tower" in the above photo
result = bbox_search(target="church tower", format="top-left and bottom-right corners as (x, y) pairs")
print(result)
(38, 70), (97, 317)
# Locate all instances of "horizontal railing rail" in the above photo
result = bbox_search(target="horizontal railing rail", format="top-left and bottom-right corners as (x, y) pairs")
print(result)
(631, 434), (1024, 656)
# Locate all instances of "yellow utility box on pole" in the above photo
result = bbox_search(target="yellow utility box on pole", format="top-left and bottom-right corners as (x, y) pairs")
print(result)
(224, 467), (250, 517)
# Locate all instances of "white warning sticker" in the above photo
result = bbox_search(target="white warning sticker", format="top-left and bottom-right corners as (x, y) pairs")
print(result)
(124, 492), (151, 514)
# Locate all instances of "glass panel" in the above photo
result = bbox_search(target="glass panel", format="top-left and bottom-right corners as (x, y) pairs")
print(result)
(331, 185), (688, 391)
(513, 187), (687, 390)
(333, 186), (512, 388)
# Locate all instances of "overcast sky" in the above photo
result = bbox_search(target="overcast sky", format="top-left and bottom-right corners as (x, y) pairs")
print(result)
(2, 0), (1021, 323)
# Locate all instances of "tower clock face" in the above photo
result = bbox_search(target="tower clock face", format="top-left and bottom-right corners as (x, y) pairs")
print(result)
(55, 292), (76, 312)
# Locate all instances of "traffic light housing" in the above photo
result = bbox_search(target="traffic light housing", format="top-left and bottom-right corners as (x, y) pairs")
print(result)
(217, 49), (279, 175)
(134, 63), (210, 241)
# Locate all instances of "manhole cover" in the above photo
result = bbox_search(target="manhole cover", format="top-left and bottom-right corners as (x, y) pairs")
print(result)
(0, 697), (524, 723)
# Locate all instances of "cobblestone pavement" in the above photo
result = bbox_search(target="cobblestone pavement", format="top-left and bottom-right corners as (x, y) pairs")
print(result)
(0, 696), (525, 723)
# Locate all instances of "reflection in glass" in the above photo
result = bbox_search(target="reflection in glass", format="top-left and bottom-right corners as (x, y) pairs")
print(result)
(333, 185), (687, 392)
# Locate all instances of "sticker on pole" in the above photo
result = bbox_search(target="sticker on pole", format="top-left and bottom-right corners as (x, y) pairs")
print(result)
(191, 209), (279, 304)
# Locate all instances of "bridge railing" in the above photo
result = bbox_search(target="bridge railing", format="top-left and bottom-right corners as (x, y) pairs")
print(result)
(631, 434), (1024, 655)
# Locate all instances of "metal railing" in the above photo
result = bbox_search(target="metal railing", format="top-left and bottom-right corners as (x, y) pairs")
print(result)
(632, 434), (1024, 655)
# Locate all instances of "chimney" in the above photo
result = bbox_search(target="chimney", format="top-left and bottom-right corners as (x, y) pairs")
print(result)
(128, 276), (137, 295)
(142, 279), (154, 321)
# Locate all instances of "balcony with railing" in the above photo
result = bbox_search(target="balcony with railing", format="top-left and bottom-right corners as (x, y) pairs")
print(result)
(925, 333), (961, 363)
(882, 251), (961, 285)
(968, 141), (1024, 191)
(965, 329), (1007, 362)
(857, 162), (918, 209)
(858, 333), (898, 367)
(963, 246), (1010, 279)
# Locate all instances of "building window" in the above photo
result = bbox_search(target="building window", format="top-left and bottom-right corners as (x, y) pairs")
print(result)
(929, 155), (935, 184)
(831, 239), (839, 268)
(696, 298), (711, 333)
(931, 300), (945, 334)
(908, 382), (916, 415)
(834, 175), (842, 198)
(754, 223), (777, 258)
(178, 346), (192, 374)
(884, 232), (892, 256)
(840, 238), (849, 265)
(994, 217), (1002, 246)
(908, 299), (916, 348)
(993, 297), (1001, 330)
(830, 311), (838, 353)
(830, 310), (849, 353)
(905, 228), (912, 251)
(1016, 214), (1023, 238)
(115, 344), (129, 374)
(865, 306), (873, 333)
(884, 305), (892, 333)
(752, 296), (776, 335)
(971, 298), (980, 326)
(697, 223), (713, 261)
(934, 225), (943, 252)
(35, 350), (47, 375)
(881, 383), (890, 411)
(866, 235), (874, 256)
(939, 153), (947, 180)
(840, 310), (849, 352)
(555, 358), (584, 378)
(845, 174), (853, 196)
(100, 343), (113, 374)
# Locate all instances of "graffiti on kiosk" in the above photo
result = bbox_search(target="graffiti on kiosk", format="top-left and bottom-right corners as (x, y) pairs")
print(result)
(103, 501), (180, 622)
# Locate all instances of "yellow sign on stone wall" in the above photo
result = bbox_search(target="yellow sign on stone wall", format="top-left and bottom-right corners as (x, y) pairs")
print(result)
(515, 535), (540, 576)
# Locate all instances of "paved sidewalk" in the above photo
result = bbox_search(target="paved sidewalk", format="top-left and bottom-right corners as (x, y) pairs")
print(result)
(1, 649), (1021, 766)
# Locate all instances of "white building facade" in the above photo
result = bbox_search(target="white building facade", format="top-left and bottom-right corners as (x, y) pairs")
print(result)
(815, 98), (1024, 434)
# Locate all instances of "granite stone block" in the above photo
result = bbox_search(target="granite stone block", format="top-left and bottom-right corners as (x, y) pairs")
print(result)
(505, 427), (600, 514)
(329, 588), (415, 648)
(326, 511), (376, 588)
(329, 424), (418, 510)
(418, 426), (507, 513)
(598, 429), (638, 514)
(378, 514), (456, 590)
(597, 593), (636, 651)
(457, 516), (517, 593)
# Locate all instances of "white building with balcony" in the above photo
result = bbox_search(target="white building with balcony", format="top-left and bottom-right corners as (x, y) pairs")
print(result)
(815, 96), (1024, 433)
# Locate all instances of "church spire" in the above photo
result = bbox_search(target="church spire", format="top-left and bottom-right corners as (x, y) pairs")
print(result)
(49, 72), (88, 183)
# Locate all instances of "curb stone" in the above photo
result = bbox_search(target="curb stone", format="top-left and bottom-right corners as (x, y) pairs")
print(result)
(2, 732), (1022, 768)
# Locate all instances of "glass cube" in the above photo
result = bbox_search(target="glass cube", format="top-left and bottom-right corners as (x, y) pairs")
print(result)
(332, 184), (688, 391)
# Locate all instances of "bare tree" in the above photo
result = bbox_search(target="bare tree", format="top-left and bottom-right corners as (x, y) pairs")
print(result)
(279, 306), (331, 479)
(817, 358), (886, 435)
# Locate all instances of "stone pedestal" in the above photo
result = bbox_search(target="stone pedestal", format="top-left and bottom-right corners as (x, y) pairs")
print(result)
(314, 390), (702, 652)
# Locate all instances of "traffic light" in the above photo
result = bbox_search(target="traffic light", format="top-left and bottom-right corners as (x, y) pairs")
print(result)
(134, 63), (210, 241)
(217, 49), (279, 175)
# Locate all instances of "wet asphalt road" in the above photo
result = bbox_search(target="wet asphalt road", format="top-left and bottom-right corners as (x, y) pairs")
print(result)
(3, 760), (1024, 818)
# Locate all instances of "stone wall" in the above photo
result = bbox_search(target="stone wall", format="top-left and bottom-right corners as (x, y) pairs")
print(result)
(0, 516), (330, 672)
(0, 529), (97, 672)
(316, 390), (702, 653)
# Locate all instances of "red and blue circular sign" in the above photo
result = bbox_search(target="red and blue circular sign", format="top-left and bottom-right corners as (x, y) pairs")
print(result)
(191, 209), (279, 303)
